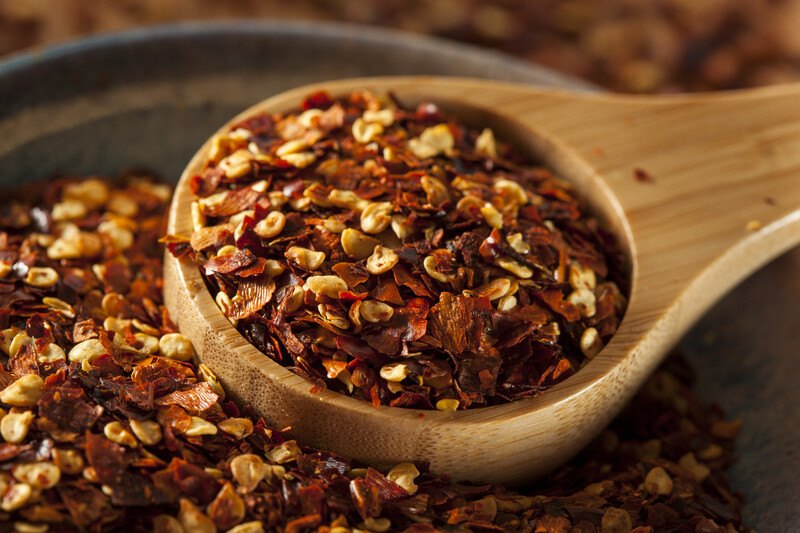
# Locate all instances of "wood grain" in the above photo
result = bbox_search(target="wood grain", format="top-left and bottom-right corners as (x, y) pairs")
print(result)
(165, 77), (800, 485)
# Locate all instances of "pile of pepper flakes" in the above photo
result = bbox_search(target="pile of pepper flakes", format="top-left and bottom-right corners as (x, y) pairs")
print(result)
(172, 90), (628, 410)
(0, 179), (749, 532)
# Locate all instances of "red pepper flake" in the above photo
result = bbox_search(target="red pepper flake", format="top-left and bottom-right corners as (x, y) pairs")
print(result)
(634, 166), (654, 183)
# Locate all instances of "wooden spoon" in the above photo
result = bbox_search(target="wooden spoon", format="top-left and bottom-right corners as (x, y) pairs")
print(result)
(165, 77), (800, 486)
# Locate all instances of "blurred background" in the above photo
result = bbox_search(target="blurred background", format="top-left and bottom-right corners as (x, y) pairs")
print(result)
(2, 0), (800, 93)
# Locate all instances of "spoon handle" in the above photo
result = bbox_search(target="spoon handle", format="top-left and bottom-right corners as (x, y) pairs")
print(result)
(503, 81), (800, 333)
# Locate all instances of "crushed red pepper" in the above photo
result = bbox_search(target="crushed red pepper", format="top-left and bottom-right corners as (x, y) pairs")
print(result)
(0, 175), (749, 531)
(173, 90), (628, 410)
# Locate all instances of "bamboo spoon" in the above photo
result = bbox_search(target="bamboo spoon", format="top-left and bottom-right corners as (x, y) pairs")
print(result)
(165, 77), (800, 486)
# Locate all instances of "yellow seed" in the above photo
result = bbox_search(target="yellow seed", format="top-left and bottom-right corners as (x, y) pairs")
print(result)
(265, 441), (302, 464)
(569, 261), (597, 290)
(1, 411), (34, 443)
(465, 278), (511, 301)
(46, 237), (80, 260)
(35, 343), (66, 365)
(352, 117), (384, 143)
(103, 316), (131, 335)
(496, 257), (533, 279)
(423, 255), (455, 283)
(506, 232), (531, 254)
(158, 333), (195, 362)
(226, 521), (265, 533)
(275, 138), (309, 157)
(104, 421), (138, 448)
(386, 462), (420, 495)
(360, 202), (393, 234)
(284, 246), (326, 271)
(475, 127), (497, 158)
(51, 199), (88, 221)
(132, 319), (160, 336)
(12, 462), (61, 490)
(567, 288), (597, 318)
(68, 339), (108, 363)
(580, 327), (603, 359)
(82, 467), (99, 483)
(390, 215), (414, 240)
(185, 417), (218, 437)
(13, 521), (49, 533)
(601, 507), (632, 533)
(362, 108), (395, 126)
(480, 203), (503, 229)
(644, 466), (673, 496)
(129, 419), (162, 446)
(361, 517), (392, 532)
(282, 152), (316, 168)
(328, 189), (369, 211)
(63, 178), (110, 209)
(42, 297), (75, 318)
(107, 192), (139, 217)
(1, 482), (32, 512)
(497, 294), (518, 312)
(366, 245), (399, 275)
(360, 300), (395, 323)
(24, 267), (59, 289)
(1, 328), (20, 355)
(152, 515), (184, 533)
(218, 418), (254, 440)
(216, 245), (238, 257)
(253, 211), (286, 239)
(76, 232), (103, 258)
(348, 301), (363, 334)
(678, 452), (711, 482)
(408, 124), (454, 159)
(178, 498), (216, 533)
(219, 149), (254, 179)
(203, 467), (224, 480)
(379, 364), (409, 383)
(51, 449), (84, 475)
(230, 454), (268, 493)
(134, 333), (160, 355)
(97, 221), (134, 252)
(340, 228), (379, 260)
(0, 374), (45, 407)
(697, 443), (724, 461)
(493, 178), (528, 205)
(436, 399), (460, 412)
(285, 285), (306, 313)
(305, 275), (348, 299)
(420, 175), (450, 206)
(297, 108), (323, 127)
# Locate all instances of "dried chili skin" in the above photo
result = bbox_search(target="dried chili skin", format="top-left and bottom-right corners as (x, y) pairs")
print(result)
(0, 175), (749, 531)
(177, 90), (629, 410)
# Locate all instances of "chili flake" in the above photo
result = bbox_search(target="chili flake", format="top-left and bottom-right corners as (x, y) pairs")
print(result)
(0, 174), (750, 531)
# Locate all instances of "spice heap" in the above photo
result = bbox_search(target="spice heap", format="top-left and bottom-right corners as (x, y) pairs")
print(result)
(0, 175), (747, 531)
(3, 0), (798, 94)
(173, 91), (627, 410)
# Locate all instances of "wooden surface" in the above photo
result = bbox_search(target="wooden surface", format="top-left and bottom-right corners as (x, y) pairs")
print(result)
(165, 77), (800, 485)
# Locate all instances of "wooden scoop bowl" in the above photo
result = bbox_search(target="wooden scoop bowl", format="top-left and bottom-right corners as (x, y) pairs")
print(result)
(165, 77), (800, 486)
